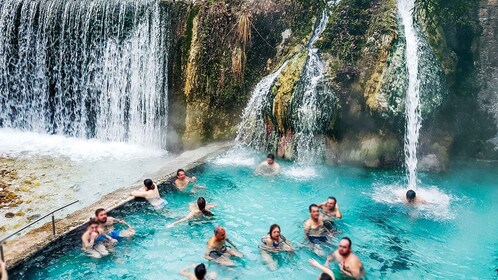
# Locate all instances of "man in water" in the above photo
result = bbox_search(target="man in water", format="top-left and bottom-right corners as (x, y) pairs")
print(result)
(325, 237), (365, 280)
(317, 196), (342, 228)
(255, 153), (280, 176)
(405, 189), (426, 205)
(304, 204), (330, 256)
(205, 225), (243, 266)
(175, 169), (197, 191)
(81, 219), (115, 258)
(95, 208), (135, 240)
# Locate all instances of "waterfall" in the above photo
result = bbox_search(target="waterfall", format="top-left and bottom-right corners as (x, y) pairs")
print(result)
(0, 0), (169, 148)
(292, 10), (333, 163)
(235, 61), (289, 150)
(397, 0), (421, 189)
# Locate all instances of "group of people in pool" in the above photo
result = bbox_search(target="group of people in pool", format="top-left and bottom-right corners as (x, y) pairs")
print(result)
(81, 154), (425, 280)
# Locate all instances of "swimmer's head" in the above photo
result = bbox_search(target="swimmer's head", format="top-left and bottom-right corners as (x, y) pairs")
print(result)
(177, 169), (186, 179)
(338, 237), (352, 256)
(406, 189), (416, 202)
(318, 273), (333, 280)
(267, 153), (275, 165)
(87, 219), (99, 232)
(95, 208), (107, 223)
(326, 196), (337, 209)
(197, 197), (214, 216)
(194, 263), (207, 280)
(144, 179), (154, 190)
(269, 224), (281, 240)
(309, 204), (319, 219)
(214, 225), (226, 240)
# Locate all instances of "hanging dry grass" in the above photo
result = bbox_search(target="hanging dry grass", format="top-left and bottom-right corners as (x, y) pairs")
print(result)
(237, 12), (252, 50)
(231, 47), (244, 81)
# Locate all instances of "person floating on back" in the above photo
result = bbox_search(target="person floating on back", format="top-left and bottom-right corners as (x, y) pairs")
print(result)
(131, 179), (168, 209)
(81, 219), (116, 258)
(205, 225), (243, 266)
(259, 224), (294, 270)
(255, 153), (280, 176)
(304, 204), (331, 256)
(317, 196), (342, 229)
(325, 237), (365, 280)
(179, 263), (217, 280)
(167, 197), (215, 228)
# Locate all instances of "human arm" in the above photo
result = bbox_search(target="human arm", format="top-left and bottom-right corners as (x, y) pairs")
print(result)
(115, 218), (133, 228)
(226, 238), (238, 249)
(309, 258), (335, 280)
(179, 264), (196, 279)
(131, 187), (149, 198)
(335, 203), (342, 219)
(281, 235), (294, 252)
(82, 232), (96, 249)
(324, 251), (336, 266)
(304, 221), (310, 240)
(166, 212), (194, 228)
(269, 163), (280, 175)
(206, 203), (217, 210)
(0, 260), (7, 280)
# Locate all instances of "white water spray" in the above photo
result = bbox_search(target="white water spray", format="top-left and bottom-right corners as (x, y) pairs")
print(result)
(398, 0), (422, 190)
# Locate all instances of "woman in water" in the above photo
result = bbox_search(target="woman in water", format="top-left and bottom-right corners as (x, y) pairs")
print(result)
(166, 197), (215, 228)
(179, 263), (217, 280)
(131, 179), (168, 209)
(259, 224), (294, 270)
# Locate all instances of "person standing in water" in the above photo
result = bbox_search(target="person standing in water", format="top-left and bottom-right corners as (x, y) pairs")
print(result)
(205, 226), (243, 266)
(260, 224), (294, 270)
(324, 237), (365, 280)
(95, 208), (135, 240)
(304, 204), (331, 256)
(255, 154), (280, 176)
(179, 263), (217, 280)
(166, 197), (215, 228)
(81, 219), (116, 258)
(131, 179), (168, 209)
(317, 196), (342, 229)
(175, 169), (197, 191)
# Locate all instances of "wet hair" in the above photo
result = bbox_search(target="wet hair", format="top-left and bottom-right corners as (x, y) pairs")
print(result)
(309, 204), (318, 212)
(95, 208), (106, 217)
(268, 224), (281, 235)
(267, 153), (275, 160)
(406, 189), (416, 201)
(177, 169), (185, 176)
(341, 237), (352, 248)
(87, 218), (99, 227)
(194, 263), (207, 279)
(144, 178), (155, 190)
(197, 197), (214, 217)
(214, 225), (224, 235)
(319, 273), (333, 280)
(327, 196), (337, 203)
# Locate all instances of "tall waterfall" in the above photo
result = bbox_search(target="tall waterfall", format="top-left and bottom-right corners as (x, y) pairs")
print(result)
(0, 0), (169, 148)
(235, 61), (289, 150)
(398, 0), (421, 189)
(292, 10), (332, 163)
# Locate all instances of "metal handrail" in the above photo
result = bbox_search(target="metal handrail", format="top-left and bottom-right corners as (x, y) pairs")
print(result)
(0, 200), (79, 262)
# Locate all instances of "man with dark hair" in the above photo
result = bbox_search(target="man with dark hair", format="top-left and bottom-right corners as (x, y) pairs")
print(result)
(175, 169), (197, 191)
(317, 196), (342, 228)
(179, 263), (217, 279)
(304, 204), (330, 256)
(95, 208), (135, 240)
(325, 237), (365, 280)
(405, 189), (426, 205)
(255, 153), (280, 176)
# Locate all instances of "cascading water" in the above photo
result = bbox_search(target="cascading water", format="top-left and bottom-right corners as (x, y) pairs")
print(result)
(0, 0), (169, 148)
(397, 0), (421, 190)
(292, 10), (334, 163)
(235, 61), (289, 150)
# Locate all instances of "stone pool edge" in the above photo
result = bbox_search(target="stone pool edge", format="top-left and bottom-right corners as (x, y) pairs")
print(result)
(3, 141), (232, 270)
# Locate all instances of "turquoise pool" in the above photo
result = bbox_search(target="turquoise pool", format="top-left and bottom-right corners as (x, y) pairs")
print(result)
(10, 150), (498, 279)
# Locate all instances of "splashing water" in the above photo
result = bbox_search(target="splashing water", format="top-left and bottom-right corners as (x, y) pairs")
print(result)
(398, 0), (422, 189)
(0, 0), (169, 148)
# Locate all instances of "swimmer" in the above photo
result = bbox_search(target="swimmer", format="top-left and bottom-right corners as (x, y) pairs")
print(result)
(260, 224), (294, 270)
(205, 226), (243, 266)
(95, 208), (135, 240)
(81, 219), (116, 258)
(0, 259), (7, 280)
(317, 196), (342, 228)
(174, 169), (198, 191)
(304, 204), (331, 256)
(166, 197), (215, 228)
(405, 189), (426, 205)
(324, 237), (365, 280)
(309, 258), (335, 280)
(179, 263), (217, 280)
(131, 179), (168, 209)
(255, 153), (280, 176)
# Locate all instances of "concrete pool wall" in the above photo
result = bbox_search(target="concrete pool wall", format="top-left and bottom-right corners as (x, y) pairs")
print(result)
(2, 141), (231, 270)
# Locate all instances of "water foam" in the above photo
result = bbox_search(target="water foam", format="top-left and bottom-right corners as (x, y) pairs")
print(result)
(211, 149), (258, 167)
(281, 165), (320, 181)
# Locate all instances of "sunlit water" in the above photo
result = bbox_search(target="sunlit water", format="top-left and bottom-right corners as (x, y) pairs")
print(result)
(10, 149), (498, 279)
(0, 128), (168, 233)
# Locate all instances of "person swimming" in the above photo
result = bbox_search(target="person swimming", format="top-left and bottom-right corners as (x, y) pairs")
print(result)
(205, 226), (243, 266)
(179, 263), (217, 280)
(166, 197), (215, 228)
(260, 224), (294, 270)
(131, 179), (168, 209)
(405, 189), (426, 205)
